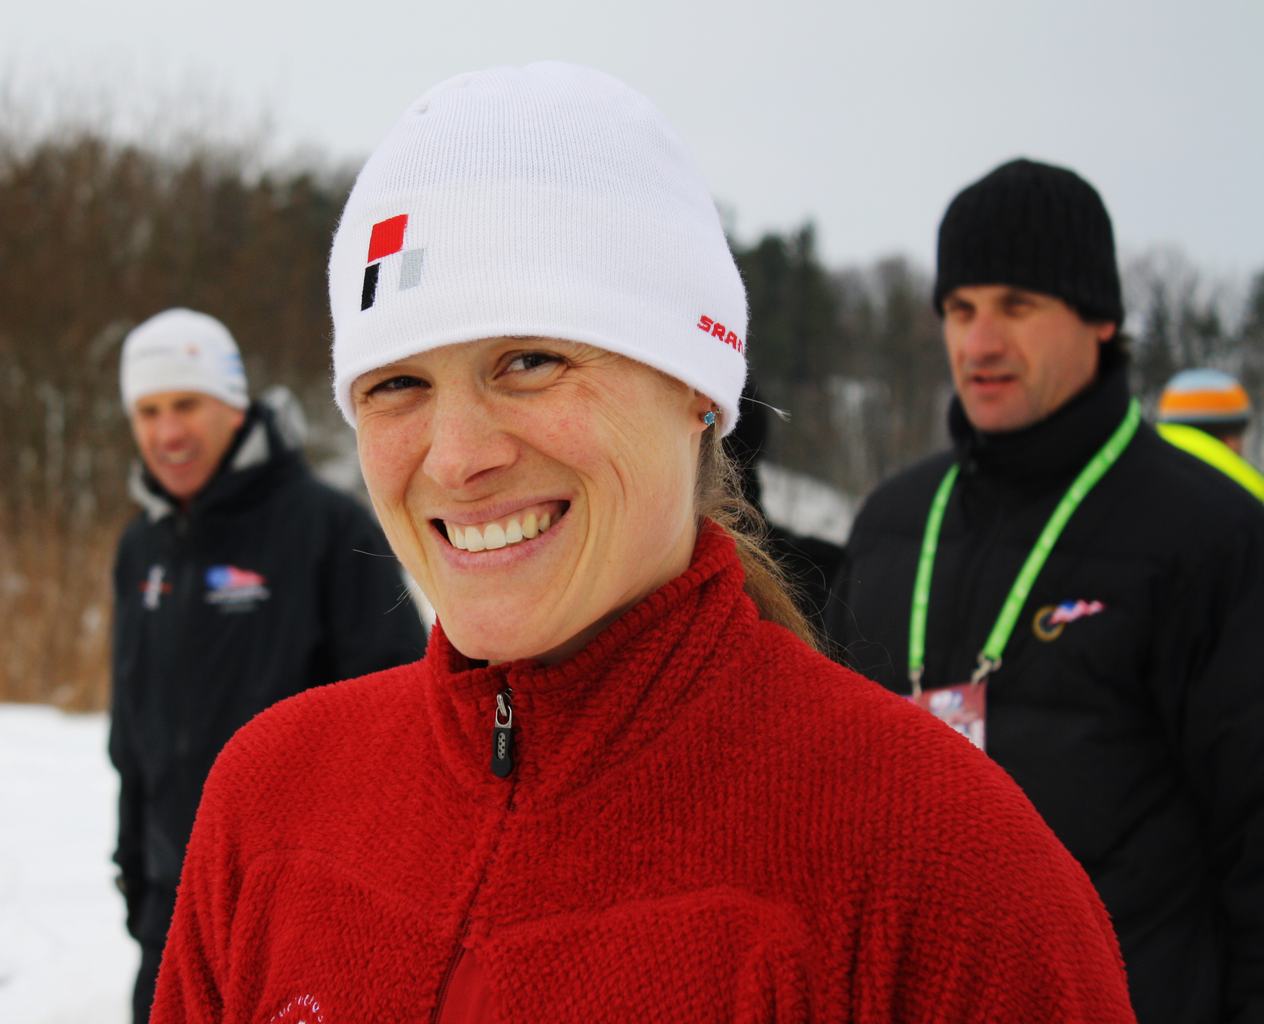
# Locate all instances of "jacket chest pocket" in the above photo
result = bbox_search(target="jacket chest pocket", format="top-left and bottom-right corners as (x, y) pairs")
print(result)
(997, 584), (1166, 863)
(473, 887), (812, 1022)
(224, 853), (450, 1023)
(1017, 578), (1148, 704)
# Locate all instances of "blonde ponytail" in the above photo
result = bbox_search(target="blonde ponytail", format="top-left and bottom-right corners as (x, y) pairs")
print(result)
(695, 429), (819, 650)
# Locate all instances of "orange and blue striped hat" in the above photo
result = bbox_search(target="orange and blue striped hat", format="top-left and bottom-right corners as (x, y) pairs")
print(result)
(1158, 369), (1251, 428)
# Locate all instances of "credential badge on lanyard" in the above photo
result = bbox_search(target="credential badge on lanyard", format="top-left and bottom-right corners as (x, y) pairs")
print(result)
(906, 399), (1141, 751)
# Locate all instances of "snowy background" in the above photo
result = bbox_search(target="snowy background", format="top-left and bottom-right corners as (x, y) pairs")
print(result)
(0, 705), (136, 1023)
(0, 465), (850, 1022)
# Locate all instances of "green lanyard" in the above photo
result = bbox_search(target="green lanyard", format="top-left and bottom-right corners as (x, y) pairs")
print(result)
(909, 399), (1141, 695)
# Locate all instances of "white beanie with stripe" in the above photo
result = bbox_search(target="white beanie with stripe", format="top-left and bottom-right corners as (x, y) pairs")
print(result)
(120, 308), (249, 411)
(328, 61), (748, 434)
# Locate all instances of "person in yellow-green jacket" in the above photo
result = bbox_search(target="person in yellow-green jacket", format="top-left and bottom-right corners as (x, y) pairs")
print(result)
(1157, 368), (1264, 500)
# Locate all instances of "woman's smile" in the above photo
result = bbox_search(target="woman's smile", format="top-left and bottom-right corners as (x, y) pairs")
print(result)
(436, 499), (568, 552)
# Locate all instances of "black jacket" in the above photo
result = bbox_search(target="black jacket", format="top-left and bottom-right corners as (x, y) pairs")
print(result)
(827, 361), (1264, 1024)
(108, 399), (424, 945)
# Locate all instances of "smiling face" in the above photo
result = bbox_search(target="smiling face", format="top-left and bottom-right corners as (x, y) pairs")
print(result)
(353, 337), (710, 665)
(942, 285), (1116, 433)
(129, 390), (246, 504)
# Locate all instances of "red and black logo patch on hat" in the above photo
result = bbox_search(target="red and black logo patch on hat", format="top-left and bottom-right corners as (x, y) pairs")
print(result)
(361, 214), (425, 310)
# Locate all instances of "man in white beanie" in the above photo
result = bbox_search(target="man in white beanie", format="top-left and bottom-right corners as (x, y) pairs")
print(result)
(108, 308), (423, 1024)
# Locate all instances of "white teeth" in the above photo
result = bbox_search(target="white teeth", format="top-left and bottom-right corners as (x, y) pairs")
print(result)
(445, 509), (559, 552)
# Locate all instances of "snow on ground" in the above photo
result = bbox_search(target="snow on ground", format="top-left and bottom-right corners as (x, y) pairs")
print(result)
(759, 462), (854, 544)
(0, 704), (135, 1024)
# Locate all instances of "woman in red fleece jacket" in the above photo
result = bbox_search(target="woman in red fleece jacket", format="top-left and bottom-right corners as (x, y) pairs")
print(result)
(152, 63), (1136, 1023)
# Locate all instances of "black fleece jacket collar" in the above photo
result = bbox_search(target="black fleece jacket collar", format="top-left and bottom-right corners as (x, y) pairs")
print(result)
(948, 351), (1132, 486)
(131, 401), (303, 522)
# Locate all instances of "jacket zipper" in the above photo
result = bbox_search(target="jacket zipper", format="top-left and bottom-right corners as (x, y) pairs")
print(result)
(491, 687), (515, 779)
(431, 920), (473, 1022)
(432, 686), (518, 1020)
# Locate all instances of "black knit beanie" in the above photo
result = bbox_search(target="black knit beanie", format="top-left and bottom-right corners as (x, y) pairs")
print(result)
(933, 158), (1124, 327)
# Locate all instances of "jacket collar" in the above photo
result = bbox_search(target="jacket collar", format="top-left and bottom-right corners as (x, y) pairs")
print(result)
(948, 354), (1132, 485)
(412, 522), (757, 805)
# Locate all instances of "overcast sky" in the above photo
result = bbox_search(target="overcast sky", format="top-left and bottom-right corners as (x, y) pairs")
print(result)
(7, 0), (1263, 284)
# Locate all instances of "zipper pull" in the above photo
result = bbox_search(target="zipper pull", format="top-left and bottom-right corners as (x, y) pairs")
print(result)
(491, 689), (514, 778)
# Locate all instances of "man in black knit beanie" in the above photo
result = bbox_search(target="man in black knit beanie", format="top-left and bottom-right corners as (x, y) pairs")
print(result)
(827, 157), (1264, 1023)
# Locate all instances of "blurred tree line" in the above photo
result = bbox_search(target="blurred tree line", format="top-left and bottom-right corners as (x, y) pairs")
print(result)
(0, 126), (354, 708)
(3, 124), (1263, 708)
(738, 227), (949, 493)
(739, 228), (1264, 495)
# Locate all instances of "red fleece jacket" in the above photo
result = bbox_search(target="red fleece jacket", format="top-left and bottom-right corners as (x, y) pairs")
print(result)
(152, 527), (1135, 1022)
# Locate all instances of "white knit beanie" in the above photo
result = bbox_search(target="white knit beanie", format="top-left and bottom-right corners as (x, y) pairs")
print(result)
(120, 308), (249, 410)
(329, 62), (748, 434)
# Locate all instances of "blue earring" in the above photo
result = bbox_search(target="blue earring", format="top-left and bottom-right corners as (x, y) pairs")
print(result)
(702, 409), (717, 427)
